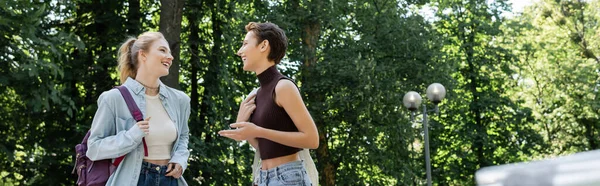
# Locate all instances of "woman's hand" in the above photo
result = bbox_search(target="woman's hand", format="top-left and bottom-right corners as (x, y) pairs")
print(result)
(236, 89), (258, 122)
(218, 122), (261, 141)
(165, 163), (183, 178)
(136, 117), (151, 135)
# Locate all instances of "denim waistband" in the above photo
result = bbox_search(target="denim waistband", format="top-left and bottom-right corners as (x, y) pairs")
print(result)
(141, 161), (170, 174)
(259, 160), (304, 180)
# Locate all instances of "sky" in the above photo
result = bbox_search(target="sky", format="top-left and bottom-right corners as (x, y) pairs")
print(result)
(416, 0), (538, 22)
(506, 0), (537, 17)
(509, 0), (535, 12)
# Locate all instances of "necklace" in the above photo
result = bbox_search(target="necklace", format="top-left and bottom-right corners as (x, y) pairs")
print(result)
(137, 80), (159, 90)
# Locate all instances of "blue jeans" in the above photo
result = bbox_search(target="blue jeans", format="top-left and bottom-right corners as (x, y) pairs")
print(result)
(257, 160), (312, 186)
(137, 161), (178, 186)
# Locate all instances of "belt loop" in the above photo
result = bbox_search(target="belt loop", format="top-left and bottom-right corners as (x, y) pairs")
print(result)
(258, 170), (262, 183)
(263, 170), (266, 183)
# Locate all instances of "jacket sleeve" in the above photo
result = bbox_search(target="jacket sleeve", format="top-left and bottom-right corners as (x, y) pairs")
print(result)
(86, 90), (145, 161)
(169, 94), (191, 172)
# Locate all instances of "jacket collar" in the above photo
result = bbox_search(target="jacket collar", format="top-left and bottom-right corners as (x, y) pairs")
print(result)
(123, 77), (169, 99)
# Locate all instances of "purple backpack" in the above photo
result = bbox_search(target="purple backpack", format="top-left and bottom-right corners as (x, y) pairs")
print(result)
(73, 86), (148, 186)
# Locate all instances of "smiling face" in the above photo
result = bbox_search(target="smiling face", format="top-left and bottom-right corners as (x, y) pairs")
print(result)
(237, 31), (268, 72)
(140, 38), (173, 77)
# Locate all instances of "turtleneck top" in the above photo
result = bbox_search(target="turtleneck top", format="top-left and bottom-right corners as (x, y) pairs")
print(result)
(250, 65), (302, 160)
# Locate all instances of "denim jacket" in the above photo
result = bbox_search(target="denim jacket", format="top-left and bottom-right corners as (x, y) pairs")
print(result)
(86, 77), (191, 186)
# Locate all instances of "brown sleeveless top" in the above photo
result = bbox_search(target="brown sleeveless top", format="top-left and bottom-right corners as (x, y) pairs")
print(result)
(250, 65), (302, 160)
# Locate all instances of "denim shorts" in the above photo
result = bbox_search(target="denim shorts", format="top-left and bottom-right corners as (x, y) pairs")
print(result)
(257, 160), (312, 186)
(137, 161), (178, 186)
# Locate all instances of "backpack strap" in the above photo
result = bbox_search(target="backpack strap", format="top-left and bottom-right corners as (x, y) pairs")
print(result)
(116, 86), (144, 122)
(113, 86), (149, 166)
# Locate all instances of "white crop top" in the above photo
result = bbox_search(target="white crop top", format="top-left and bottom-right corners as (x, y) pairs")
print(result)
(144, 94), (177, 160)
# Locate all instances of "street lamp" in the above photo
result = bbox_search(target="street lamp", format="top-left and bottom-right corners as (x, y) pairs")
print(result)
(403, 83), (446, 186)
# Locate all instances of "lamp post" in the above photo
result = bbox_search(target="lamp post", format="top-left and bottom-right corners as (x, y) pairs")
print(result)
(403, 83), (446, 186)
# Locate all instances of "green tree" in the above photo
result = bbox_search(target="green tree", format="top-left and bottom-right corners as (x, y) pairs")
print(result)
(159, 0), (185, 89)
(432, 0), (544, 184)
(0, 1), (82, 184)
(502, 0), (600, 156)
(181, 0), (260, 184)
(5, 0), (599, 185)
(264, 0), (444, 185)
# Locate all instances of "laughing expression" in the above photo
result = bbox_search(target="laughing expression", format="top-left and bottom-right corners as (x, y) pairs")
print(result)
(144, 38), (173, 77)
(237, 31), (265, 72)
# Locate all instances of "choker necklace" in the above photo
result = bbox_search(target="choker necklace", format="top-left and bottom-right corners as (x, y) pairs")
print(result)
(138, 81), (159, 90)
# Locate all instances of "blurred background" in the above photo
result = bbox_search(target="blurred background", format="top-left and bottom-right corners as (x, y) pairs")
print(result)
(1, 0), (599, 185)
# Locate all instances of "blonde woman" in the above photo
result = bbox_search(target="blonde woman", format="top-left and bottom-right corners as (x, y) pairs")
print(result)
(86, 32), (191, 186)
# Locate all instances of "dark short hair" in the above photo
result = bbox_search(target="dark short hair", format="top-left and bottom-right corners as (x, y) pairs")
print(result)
(245, 22), (288, 64)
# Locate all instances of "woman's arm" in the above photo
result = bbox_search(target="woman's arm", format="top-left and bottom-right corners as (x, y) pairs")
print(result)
(257, 79), (319, 149)
(86, 91), (146, 161)
(236, 89), (259, 149)
(168, 94), (191, 172)
(247, 138), (259, 149)
(222, 80), (319, 149)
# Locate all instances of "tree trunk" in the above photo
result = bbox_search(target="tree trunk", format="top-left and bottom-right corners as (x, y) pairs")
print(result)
(293, 1), (334, 184)
(581, 118), (598, 149)
(91, 0), (113, 97)
(158, 0), (185, 89)
(127, 0), (141, 35)
(201, 0), (223, 144)
(465, 23), (488, 169)
(189, 14), (200, 124)
(197, 0), (224, 181)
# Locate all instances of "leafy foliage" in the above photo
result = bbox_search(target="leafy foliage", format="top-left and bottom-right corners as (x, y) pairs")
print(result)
(502, 0), (600, 156)
(2, 0), (600, 185)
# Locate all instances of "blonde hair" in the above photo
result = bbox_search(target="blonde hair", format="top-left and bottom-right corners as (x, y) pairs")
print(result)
(117, 32), (165, 84)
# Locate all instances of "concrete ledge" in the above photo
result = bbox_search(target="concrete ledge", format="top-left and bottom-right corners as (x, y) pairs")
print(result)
(476, 150), (600, 186)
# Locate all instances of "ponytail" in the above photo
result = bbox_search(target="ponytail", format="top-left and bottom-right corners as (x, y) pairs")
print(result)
(117, 38), (137, 84)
